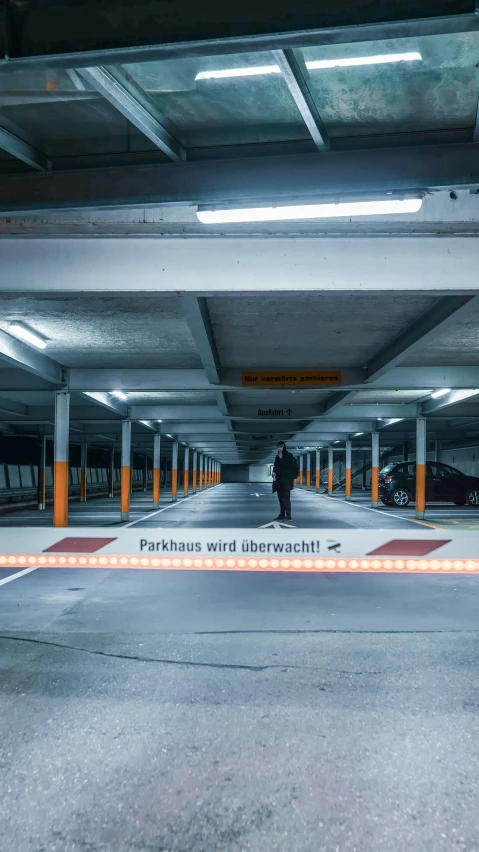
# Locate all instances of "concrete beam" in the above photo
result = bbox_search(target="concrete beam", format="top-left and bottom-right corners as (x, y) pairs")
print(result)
(77, 66), (185, 162)
(272, 49), (329, 151)
(1, 237), (479, 294)
(3, 2), (476, 70)
(179, 295), (221, 384)
(129, 405), (223, 420)
(421, 389), (479, 414)
(0, 328), (64, 384)
(1, 145), (479, 215)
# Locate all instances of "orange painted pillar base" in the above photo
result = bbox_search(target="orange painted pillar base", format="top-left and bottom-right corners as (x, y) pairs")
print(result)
(53, 461), (69, 527)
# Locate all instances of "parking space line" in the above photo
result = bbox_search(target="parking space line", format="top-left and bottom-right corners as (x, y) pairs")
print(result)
(323, 495), (438, 528)
(0, 566), (38, 586)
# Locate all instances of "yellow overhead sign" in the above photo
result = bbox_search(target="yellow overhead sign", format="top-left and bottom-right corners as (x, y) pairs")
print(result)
(242, 371), (342, 387)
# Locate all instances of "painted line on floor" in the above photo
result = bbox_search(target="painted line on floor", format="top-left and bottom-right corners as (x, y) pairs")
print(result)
(316, 494), (439, 529)
(0, 566), (38, 586)
(124, 487), (217, 528)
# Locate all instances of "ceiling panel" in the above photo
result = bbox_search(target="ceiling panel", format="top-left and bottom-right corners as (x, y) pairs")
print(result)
(208, 293), (437, 368)
(0, 293), (201, 369)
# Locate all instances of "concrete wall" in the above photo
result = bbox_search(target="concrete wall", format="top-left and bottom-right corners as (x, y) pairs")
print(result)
(441, 446), (479, 477)
(249, 465), (272, 483)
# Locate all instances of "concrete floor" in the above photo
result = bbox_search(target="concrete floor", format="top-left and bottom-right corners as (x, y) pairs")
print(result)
(1, 483), (477, 530)
(1, 564), (479, 852)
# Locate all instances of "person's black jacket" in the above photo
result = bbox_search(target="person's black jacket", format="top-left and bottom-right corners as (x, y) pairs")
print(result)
(273, 450), (299, 488)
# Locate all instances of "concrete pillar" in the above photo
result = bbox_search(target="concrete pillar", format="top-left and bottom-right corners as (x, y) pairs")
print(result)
(80, 442), (87, 502)
(171, 442), (178, 502)
(315, 449), (320, 491)
(306, 453), (311, 488)
(345, 439), (352, 500)
(371, 431), (379, 508)
(53, 391), (70, 528)
(199, 453), (203, 490)
(143, 453), (148, 491)
(206, 457), (210, 487)
(219, 462), (222, 484)
(109, 445), (115, 498)
(38, 433), (47, 510)
(416, 416), (426, 520)
(328, 446), (334, 495)
(153, 433), (161, 509)
(299, 455), (303, 487)
(434, 439), (440, 463)
(192, 450), (198, 493)
(121, 421), (131, 521)
(183, 445), (190, 496)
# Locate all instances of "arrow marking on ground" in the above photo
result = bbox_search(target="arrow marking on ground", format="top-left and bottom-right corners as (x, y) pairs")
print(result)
(258, 521), (297, 529)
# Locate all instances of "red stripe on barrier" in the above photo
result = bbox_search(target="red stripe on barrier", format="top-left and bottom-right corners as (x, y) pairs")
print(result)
(43, 537), (117, 553)
(367, 539), (451, 556)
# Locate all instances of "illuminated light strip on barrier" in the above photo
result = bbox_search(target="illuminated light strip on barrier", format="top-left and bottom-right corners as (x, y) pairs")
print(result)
(1, 554), (479, 573)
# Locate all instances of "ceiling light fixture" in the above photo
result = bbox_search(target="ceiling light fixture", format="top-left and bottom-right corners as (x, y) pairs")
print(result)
(111, 390), (127, 401)
(195, 52), (421, 81)
(196, 65), (280, 80)
(430, 388), (451, 399)
(8, 322), (47, 350)
(306, 51), (421, 70)
(355, 432), (364, 436)
(157, 419), (163, 423)
(166, 434), (173, 439)
(197, 198), (422, 224)
(139, 420), (154, 428)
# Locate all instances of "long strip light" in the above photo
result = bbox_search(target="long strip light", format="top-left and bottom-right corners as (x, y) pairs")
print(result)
(197, 198), (422, 224)
(431, 388), (450, 399)
(8, 322), (47, 350)
(111, 390), (127, 401)
(195, 52), (421, 81)
(3, 553), (479, 573)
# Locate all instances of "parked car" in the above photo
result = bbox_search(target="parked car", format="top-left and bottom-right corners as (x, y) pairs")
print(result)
(379, 461), (479, 508)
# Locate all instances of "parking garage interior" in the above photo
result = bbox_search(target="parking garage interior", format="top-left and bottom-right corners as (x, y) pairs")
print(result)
(1, 3), (479, 850)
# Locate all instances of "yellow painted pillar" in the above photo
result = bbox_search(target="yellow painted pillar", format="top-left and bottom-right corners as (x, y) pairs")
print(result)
(345, 439), (352, 500)
(199, 453), (203, 490)
(371, 431), (379, 508)
(328, 446), (334, 495)
(315, 449), (320, 492)
(306, 453), (311, 488)
(38, 434), (47, 510)
(80, 441), (87, 502)
(121, 421), (131, 521)
(171, 441), (178, 502)
(153, 433), (161, 509)
(53, 391), (70, 527)
(183, 445), (189, 496)
(416, 416), (426, 520)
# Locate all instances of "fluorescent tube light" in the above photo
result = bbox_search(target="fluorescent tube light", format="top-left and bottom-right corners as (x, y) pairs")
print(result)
(195, 53), (421, 81)
(166, 434), (173, 439)
(431, 388), (450, 398)
(306, 52), (421, 70)
(157, 419), (163, 422)
(140, 420), (154, 428)
(354, 432), (364, 436)
(8, 322), (47, 350)
(197, 198), (422, 224)
(111, 390), (127, 401)
(196, 65), (280, 80)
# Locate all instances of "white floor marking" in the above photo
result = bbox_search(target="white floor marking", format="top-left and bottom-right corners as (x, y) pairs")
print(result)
(319, 494), (421, 524)
(0, 566), (38, 586)
(259, 521), (296, 529)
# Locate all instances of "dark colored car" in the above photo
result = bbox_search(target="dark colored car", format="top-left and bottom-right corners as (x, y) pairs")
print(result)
(379, 461), (479, 508)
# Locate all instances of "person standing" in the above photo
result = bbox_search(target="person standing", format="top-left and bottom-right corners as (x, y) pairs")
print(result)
(273, 441), (299, 522)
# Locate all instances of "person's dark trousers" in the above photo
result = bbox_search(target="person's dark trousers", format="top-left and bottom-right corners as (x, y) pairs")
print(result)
(277, 482), (292, 518)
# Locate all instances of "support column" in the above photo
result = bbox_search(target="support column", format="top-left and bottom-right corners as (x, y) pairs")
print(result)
(143, 453), (148, 491)
(53, 391), (70, 528)
(433, 439), (440, 463)
(219, 462), (221, 484)
(299, 455), (303, 486)
(306, 453), (311, 488)
(416, 416), (426, 520)
(80, 441), (87, 502)
(315, 449), (320, 491)
(206, 457), (210, 487)
(199, 453), (203, 490)
(403, 440), (409, 462)
(38, 434), (47, 510)
(109, 446), (115, 498)
(345, 439), (352, 501)
(171, 441), (178, 502)
(192, 450), (198, 493)
(121, 421), (131, 521)
(371, 431), (379, 509)
(328, 446), (334, 495)
(153, 433), (161, 508)
(183, 445), (190, 496)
